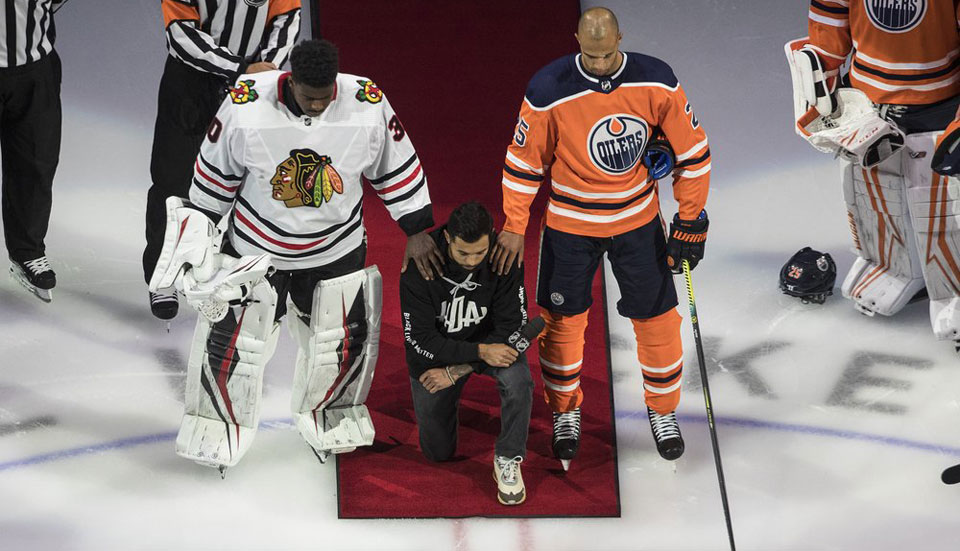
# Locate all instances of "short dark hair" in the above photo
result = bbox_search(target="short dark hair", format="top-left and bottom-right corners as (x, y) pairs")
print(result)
(290, 39), (339, 88)
(447, 202), (494, 244)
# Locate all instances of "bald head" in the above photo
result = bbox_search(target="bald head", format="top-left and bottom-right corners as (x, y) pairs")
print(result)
(577, 7), (619, 41)
(575, 7), (623, 76)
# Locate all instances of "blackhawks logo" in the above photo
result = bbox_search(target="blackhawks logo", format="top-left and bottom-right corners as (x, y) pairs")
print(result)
(270, 149), (344, 208)
(355, 79), (383, 104)
(229, 80), (259, 104)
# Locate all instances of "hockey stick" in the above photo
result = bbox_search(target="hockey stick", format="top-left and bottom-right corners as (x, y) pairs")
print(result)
(681, 259), (736, 551)
(942, 463), (960, 484)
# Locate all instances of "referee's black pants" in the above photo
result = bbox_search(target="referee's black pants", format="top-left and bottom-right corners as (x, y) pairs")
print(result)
(0, 52), (61, 263)
(143, 56), (225, 284)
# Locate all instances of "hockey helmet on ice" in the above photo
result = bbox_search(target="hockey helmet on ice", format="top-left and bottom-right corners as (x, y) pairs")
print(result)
(779, 247), (836, 304)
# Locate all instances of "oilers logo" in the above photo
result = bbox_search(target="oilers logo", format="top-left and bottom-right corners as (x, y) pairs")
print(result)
(865, 0), (926, 33)
(587, 114), (649, 175)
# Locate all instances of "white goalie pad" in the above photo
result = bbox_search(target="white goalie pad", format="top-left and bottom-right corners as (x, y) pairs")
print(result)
(289, 266), (382, 456)
(149, 197), (274, 323)
(176, 280), (279, 468)
(796, 88), (905, 168)
(840, 148), (925, 316)
(902, 132), (960, 341)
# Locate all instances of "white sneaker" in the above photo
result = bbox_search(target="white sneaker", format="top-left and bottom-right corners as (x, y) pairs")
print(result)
(493, 455), (525, 505)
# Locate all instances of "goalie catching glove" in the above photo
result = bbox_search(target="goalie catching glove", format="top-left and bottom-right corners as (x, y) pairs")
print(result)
(666, 210), (708, 274)
(148, 197), (275, 322)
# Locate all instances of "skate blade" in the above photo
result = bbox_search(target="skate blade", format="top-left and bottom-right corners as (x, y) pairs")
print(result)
(560, 459), (571, 471)
(191, 458), (228, 473)
(309, 445), (330, 464)
(8, 267), (52, 303)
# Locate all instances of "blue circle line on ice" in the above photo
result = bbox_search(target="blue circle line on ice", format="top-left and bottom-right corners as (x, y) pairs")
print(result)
(1, 413), (958, 473)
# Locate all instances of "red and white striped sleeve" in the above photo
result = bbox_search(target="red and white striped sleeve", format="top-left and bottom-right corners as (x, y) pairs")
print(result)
(189, 100), (244, 217)
(364, 93), (434, 236)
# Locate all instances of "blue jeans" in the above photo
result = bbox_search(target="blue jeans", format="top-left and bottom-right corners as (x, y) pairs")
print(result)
(410, 354), (533, 461)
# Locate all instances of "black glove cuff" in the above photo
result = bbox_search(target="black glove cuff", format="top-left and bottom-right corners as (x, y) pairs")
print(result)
(671, 211), (709, 234)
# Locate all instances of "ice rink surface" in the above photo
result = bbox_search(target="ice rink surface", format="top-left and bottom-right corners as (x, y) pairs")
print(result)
(1, 1), (958, 549)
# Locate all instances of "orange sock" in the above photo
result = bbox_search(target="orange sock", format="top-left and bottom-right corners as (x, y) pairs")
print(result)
(538, 309), (589, 412)
(631, 309), (683, 415)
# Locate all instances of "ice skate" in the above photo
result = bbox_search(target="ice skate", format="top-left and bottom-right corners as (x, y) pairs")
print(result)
(552, 407), (581, 471)
(149, 289), (179, 321)
(310, 445), (330, 464)
(648, 407), (684, 461)
(493, 455), (525, 505)
(9, 256), (56, 303)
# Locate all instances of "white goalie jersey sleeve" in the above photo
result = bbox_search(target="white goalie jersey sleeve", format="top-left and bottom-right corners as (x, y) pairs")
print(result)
(363, 93), (434, 236)
(189, 97), (245, 219)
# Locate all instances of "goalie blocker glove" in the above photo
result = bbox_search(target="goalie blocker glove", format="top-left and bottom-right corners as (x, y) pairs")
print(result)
(666, 210), (708, 274)
(779, 247), (836, 304)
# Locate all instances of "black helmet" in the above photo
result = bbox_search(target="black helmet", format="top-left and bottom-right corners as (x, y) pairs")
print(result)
(779, 247), (836, 304)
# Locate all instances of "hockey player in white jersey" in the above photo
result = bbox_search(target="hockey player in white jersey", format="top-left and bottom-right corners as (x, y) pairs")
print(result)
(149, 39), (442, 471)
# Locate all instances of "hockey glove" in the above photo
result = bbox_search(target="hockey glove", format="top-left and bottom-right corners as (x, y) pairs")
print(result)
(643, 139), (676, 181)
(666, 210), (708, 274)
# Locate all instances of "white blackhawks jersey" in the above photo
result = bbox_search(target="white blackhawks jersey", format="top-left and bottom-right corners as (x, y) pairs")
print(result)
(189, 70), (432, 270)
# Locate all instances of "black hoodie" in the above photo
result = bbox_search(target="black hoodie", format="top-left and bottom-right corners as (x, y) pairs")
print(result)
(400, 226), (528, 378)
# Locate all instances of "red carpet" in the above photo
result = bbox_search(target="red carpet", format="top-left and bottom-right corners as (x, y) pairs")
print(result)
(320, 1), (621, 518)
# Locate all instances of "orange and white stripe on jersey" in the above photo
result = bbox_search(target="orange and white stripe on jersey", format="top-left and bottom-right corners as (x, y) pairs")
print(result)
(502, 52), (710, 239)
(809, 0), (960, 105)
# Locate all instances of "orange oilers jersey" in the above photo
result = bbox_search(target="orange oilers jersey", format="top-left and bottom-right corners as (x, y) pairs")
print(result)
(808, 0), (960, 105)
(501, 52), (710, 238)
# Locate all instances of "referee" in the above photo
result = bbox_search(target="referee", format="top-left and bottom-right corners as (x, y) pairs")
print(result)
(0, 0), (67, 303)
(145, 0), (301, 319)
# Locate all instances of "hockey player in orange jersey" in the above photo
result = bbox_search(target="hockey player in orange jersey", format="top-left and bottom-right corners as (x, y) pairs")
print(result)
(785, 1), (960, 351)
(491, 7), (710, 469)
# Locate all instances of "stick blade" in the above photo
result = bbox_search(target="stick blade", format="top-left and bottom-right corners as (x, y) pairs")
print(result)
(942, 464), (960, 484)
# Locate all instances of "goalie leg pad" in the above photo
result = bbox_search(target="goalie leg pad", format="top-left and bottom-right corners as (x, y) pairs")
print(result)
(289, 265), (382, 455)
(903, 132), (960, 340)
(176, 279), (279, 468)
(840, 153), (926, 316)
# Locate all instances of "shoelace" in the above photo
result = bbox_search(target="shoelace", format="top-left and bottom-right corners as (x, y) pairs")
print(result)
(496, 456), (523, 484)
(552, 408), (581, 441)
(23, 256), (51, 275)
(150, 291), (177, 305)
(648, 409), (680, 441)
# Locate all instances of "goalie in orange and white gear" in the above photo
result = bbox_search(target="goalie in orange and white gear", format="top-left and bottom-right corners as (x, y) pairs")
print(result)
(785, 1), (960, 350)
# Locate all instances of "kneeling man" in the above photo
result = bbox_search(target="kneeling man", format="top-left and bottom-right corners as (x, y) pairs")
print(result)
(400, 202), (535, 505)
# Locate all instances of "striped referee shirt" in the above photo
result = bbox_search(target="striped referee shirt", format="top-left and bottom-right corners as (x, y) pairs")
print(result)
(162, 0), (300, 81)
(0, 0), (65, 68)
